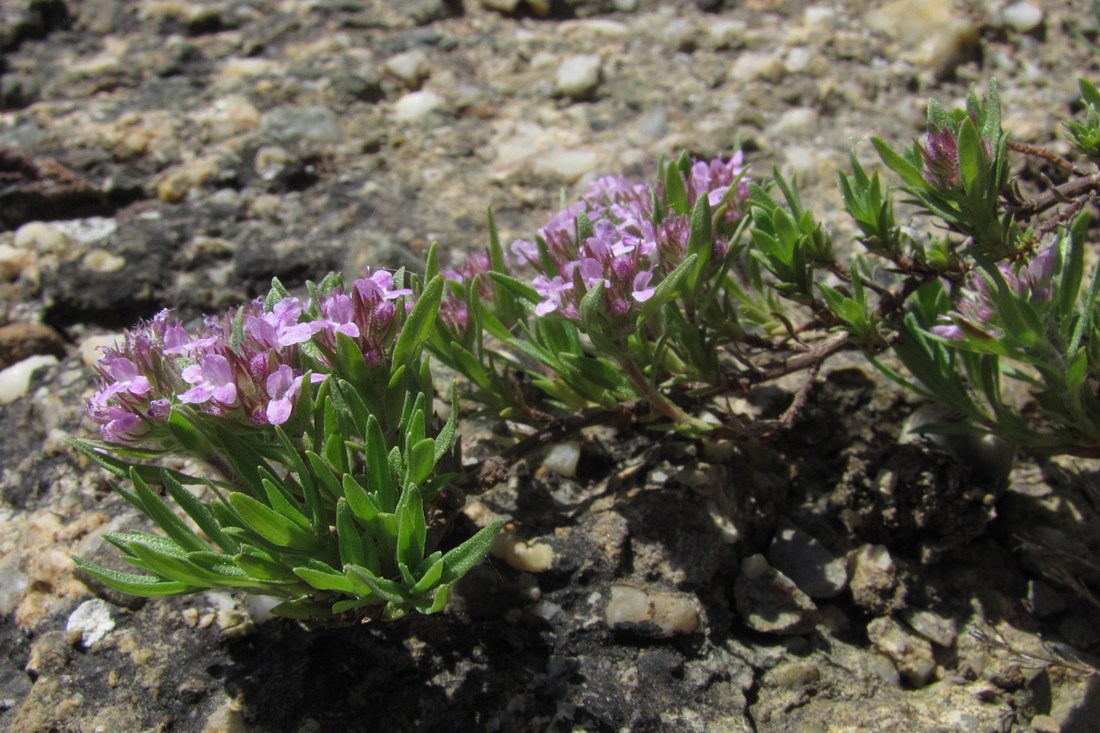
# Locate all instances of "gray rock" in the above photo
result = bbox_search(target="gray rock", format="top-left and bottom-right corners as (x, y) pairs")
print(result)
(260, 106), (344, 144)
(848, 544), (906, 615)
(866, 617), (936, 687)
(767, 517), (848, 599)
(900, 607), (958, 648)
(734, 554), (820, 635)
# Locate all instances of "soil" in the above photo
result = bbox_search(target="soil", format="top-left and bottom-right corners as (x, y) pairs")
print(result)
(2, 1), (1100, 731)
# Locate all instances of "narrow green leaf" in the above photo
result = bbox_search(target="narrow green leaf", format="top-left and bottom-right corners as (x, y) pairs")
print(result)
(395, 485), (426, 571)
(72, 558), (195, 596)
(412, 556), (444, 595)
(872, 136), (927, 189)
(664, 160), (690, 216)
(346, 565), (406, 604)
(441, 520), (504, 584)
(365, 415), (396, 512)
(392, 276), (444, 369)
(639, 253), (697, 322)
(294, 565), (356, 593)
(336, 497), (366, 567)
(129, 467), (209, 554)
(228, 492), (319, 551)
(341, 474), (379, 523)
(161, 473), (237, 553)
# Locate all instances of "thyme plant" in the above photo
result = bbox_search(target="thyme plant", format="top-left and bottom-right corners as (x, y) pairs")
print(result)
(78, 77), (1100, 624)
(73, 269), (500, 621)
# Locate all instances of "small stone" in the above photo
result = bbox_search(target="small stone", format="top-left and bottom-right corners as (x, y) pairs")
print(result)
(533, 149), (599, 184)
(0, 244), (30, 280)
(480, 0), (520, 11)
(605, 583), (700, 638)
(848, 544), (905, 614)
(555, 55), (602, 99)
(542, 441), (581, 478)
(729, 52), (786, 84)
(384, 50), (430, 88)
(216, 608), (254, 638)
(867, 617), (936, 687)
(13, 221), (69, 253)
(492, 530), (555, 573)
(866, 0), (979, 79)
(901, 607), (957, 648)
(0, 323), (65, 370)
(1002, 2), (1043, 33)
(81, 248), (126, 273)
(0, 354), (58, 404)
(65, 599), (115, 648)
(260, 106), (343, 144)
(392, 90), (445, 121)
(767, 517), (848, 599)
(763, 661), (820, 691)
(155, 157), (221, 203)
(734, 554), (819, 635)
(254, 146), (290, 181)
(770, 107), (819, 138)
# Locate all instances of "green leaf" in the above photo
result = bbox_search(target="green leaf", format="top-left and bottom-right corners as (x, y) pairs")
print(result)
(412, 555), (444, 594)
(872, 136), (927, 189)
(294, 564), (355, 594)
(956, 117), (985, 198)
(166, 407), (211, 456)
(342, 474), (380, 523)
(366, 415), (396, 511)
(392, 275), (444, 369)
(336, 497), (366, 567)
(926, 97), (953, 132)
(395, 485), (426, 572)
(408, 438), (436, 486)
(347, 565), (407, 604)
(228, 492), (321, 551)
(123, 542), (223, 588)
(664, 160), (691, 216)
(260, 474), (312, 532)
(441, 520), (504, 584)
(488, 271), (541, 305)
(72, 557), (196, 596)
(639, 253), (697, 322)
(161, 473), (237, 553)
(129, 468), (209, 554)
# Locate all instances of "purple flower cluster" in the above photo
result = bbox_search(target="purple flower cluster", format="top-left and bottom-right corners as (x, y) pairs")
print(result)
(931, 243), (1056, 341)
(440, 252), (495, 333)
(87, 269), (412, 443)
(505, 154), (750, 323)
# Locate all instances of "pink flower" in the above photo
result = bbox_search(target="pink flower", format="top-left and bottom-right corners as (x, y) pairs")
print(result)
(264, 365), (304, 425)
(179, 354), (238, 406)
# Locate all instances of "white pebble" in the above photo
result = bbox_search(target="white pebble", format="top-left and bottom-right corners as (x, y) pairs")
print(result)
(492, 531), (556, 573)
(605, 583), (700, 637)
(66, 599), (115, 648)
(533, 149), (599, 184)
(542, 441), (581, 478)
(555, 54), (602, 99)
(1003, 2), (1043, 33)
(384, 50), (430, 88)
(0, 355), (58, 404)
(392, 91), (444, 121)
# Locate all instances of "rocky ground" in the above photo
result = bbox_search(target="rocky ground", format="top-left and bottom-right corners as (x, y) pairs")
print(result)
(2, 0), (1100, 730)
